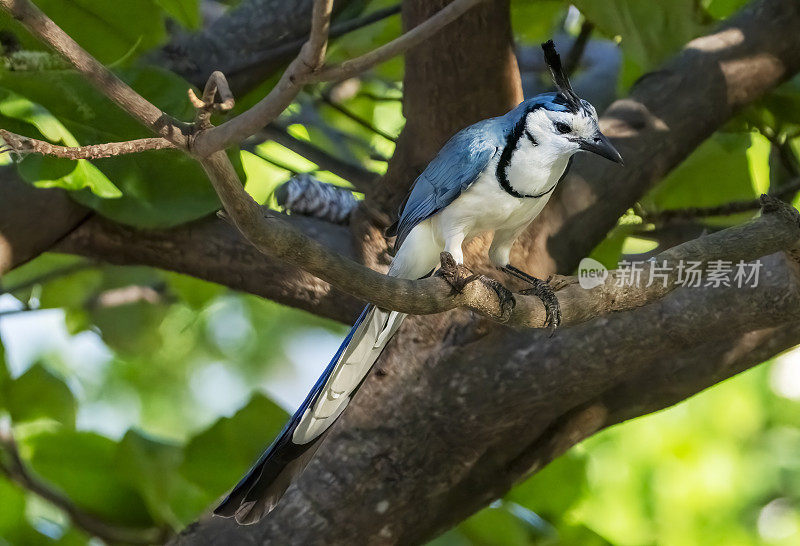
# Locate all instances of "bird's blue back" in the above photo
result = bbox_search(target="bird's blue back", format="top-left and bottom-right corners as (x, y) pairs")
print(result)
(389, 93), (572, 249)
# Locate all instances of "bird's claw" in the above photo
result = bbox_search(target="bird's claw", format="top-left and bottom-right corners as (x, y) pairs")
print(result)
(520, 278), (562, 335)
(479, 276), (516, 318)
(437, 252), (479, 293)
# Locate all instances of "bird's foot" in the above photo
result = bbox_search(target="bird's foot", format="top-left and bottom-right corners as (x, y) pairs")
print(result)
(437, 252), (479, 293)
(479, 276), (516, 318)
(520, 279), (561, 335)
(503, 265), (561, 335)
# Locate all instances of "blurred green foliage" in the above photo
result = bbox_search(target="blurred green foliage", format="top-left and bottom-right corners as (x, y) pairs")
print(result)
(1, 0), (800, 544)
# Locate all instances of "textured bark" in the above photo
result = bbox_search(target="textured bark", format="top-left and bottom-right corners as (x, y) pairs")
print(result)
(56, 213), (363, 324)
(375, 0), (522, 213)
(0, 168), (89, 274)
(152, 0), (356, 92)
(4, 0), (800, 543)
(168, 0), (800, 544)
(172, 250), (800, 545)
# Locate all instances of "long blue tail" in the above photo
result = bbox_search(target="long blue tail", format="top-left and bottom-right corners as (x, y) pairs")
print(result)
(214, 304), (405, 524)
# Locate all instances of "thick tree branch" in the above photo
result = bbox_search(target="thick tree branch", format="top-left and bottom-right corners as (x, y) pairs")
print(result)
(0, 168), (90, 274)
(153, 0), (362, 93)
(173, 247), (800, 545)
(55, 212), (363, 324)
(216, 4), (403, 93)
(0, 130), (175, 160)
(201, 134), (800, 330)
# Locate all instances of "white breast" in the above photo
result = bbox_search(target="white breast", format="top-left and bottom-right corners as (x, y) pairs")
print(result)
(429, 147), (570, 246)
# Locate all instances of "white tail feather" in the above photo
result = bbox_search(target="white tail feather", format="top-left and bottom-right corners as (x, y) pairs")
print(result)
(292, 307), (406, 443)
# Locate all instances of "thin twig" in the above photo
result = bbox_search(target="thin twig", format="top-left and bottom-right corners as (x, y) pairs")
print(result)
(306, 0), (486, 83)
(225, 4), (402, 79)
(563, 21), (594, 76)
(257, 124), (377, 192)
(642, 178), (800, 223)
(193, 0), (486, 155)
(320, 94), (397, 142)
(0, 0), (189, 147)
(188, 71), (236, 127)
(0, 130), (175, 160)
(0, 425), (169, 545)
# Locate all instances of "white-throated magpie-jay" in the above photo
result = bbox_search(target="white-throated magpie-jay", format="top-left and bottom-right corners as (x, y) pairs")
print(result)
(215, 40), (623, 524)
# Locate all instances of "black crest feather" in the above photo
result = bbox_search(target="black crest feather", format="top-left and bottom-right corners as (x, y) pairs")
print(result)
(541, 40), (581, 112)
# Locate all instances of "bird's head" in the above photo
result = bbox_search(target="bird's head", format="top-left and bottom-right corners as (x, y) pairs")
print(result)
(515, 40), (623, 165)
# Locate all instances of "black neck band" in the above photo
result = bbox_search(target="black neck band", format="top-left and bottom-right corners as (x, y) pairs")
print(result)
(495, 105), (564, 199)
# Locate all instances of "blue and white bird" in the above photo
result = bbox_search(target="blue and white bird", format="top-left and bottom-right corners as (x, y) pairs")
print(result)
(214, 40), (622, 524)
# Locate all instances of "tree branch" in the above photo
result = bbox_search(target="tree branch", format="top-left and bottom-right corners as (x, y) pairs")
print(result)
(191, 0), (488, 155)
(55, 212), (363, 324)
(0, 130), (174, 160)
(0, 0), (189, 146)
(0, 168), (90, 274)
(0, 424), (169, 545)
(200, 135), (800, 329)
(172, 246), (800, 545)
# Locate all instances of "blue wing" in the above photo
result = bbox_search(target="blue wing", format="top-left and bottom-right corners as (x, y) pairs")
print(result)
(388, 120), (505, 249)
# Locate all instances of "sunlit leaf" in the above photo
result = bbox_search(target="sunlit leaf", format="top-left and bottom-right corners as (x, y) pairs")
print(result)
(641, 132), (762, 224)
(0, 0), (167, 64)
(0, 67), (232, 227)
(573, 0), (707, 85)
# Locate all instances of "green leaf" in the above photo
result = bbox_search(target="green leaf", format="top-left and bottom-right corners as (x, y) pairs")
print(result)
(0, 88), (122, 198)
(0, 476), (27, 537)
(0, 67), (230, 227)
(0, 337), (9, 403)
(180, 394), (289, 498)
(703, 0), (750, 20)
(642, 132), (764, 224)
(20, 429), (153, 526)
(458, 506), (535, 545)
(163, 272), (225, 310)
(507, 452), (589, 516)
(5, 364), (76, 428)
(2, 253), (103, 316)
(18, 154), (123, 198)
(116, 430), (208, 526)
(156, 0), (201, 29)
(0, 0), (166, 65)
(573, 0), (707, 84)
(511, 0), (565, 44)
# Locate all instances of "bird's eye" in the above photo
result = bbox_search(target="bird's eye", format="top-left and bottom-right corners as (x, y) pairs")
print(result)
(554, 122), (571, 134)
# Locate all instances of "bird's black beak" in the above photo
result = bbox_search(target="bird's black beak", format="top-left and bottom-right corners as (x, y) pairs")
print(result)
(579, 131), (623, 165)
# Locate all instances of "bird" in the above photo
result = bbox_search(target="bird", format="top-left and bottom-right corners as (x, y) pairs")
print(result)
(213, 40), (623, 525)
